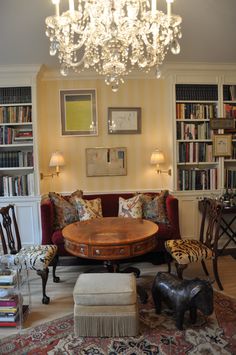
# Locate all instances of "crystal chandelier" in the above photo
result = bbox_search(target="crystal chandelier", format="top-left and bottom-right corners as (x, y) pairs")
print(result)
(45, 0), (182, 91)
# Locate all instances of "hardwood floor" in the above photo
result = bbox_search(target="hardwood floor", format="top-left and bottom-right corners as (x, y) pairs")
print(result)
(0, 254), (235, 338)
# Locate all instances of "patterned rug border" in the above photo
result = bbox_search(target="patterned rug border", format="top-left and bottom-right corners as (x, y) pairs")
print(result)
(0, 290), (235, 355)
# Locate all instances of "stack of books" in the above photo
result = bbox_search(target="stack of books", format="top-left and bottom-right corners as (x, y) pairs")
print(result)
(0, 269), (28, 327)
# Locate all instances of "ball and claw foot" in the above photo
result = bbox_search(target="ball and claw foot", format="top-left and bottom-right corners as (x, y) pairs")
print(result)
(42, 295), (50, 304)
(53, 276), (60, 283)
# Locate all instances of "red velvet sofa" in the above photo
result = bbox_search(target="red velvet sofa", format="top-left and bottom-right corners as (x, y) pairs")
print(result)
(41, 192), (181, 280)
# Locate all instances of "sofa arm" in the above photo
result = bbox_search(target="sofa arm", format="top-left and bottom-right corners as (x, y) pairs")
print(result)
(166, 195), (181, 239)
(41, 200), (55, 245)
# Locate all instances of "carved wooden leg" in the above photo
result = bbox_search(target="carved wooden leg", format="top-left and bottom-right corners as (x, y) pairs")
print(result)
(37, 268), (50, 304)
(212, 256), (223, 290)
(175, 263), (187, 279)
(52, 255), (60, 283)
(201, 259), (209, 276)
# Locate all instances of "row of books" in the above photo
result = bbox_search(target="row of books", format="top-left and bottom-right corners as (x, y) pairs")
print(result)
(176, 121), (212, 140)
(0, 126), (33, 145)
(0, 87), (31, 105)
(0, 173), (35, 196)
(0, 270), (28, 327)
(0, 151), (33, 168)
(225, 169), (236, 189)
(176, 103), (218, 120)
(178, 142), (215, 163)
(177, 168), (218, 191)
(0, 106), (32, 123)
(176, 84), (218, 101)
(224, 104), (236, 119)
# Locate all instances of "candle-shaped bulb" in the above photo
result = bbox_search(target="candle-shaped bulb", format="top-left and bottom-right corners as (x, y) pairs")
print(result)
(69, 0), (75, 12)
(152, 0), (157, 14)
(52, 0), (60, 16)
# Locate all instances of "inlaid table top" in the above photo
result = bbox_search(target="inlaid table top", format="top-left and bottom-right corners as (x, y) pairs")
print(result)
(62, 217), (159, 261)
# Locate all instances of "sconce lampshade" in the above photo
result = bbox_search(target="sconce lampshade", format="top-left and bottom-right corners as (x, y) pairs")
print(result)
(49, 151), (65, 173)
(150, 149), (165, 165)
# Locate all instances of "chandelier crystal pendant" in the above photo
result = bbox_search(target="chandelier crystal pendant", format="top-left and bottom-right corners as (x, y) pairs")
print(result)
(46, 0), (182, 91)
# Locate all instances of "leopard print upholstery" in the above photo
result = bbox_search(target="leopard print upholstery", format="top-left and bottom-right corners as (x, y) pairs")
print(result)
(165, 239), (213, 265)
(9, 245), (58, 271)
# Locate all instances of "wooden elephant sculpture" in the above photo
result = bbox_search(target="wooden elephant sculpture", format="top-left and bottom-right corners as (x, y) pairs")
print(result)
(152, 272), (214, 330)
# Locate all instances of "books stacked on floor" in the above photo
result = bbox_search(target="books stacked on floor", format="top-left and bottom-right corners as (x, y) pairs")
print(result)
(0, 270), (29, 327)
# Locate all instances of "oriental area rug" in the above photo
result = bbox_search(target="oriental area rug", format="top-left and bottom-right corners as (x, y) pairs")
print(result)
(0, 284), (235, 355)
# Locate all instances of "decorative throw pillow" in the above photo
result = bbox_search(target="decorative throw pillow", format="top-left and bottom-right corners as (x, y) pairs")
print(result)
(49, 190), (83, 230)
(139, 190), (169, 224)
(73, 197), (103, 221)
(118, 195), (142, 218)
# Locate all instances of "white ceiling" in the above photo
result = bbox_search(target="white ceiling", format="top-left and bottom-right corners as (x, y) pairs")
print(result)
(0, 0), (236, 71)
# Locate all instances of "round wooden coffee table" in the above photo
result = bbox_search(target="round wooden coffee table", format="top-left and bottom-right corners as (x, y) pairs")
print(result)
(62, 217), (159, 303)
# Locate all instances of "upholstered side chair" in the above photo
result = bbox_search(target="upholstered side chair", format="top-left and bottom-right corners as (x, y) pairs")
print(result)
(0, 204), (58, 304)
(165, 198), (224, 290)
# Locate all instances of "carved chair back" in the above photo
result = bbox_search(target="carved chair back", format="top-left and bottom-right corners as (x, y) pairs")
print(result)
(199, 198), (223, 252)
(0, 205), (22, 255)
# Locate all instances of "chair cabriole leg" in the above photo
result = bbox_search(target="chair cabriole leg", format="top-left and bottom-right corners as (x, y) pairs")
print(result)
(37, 267), (50, 304)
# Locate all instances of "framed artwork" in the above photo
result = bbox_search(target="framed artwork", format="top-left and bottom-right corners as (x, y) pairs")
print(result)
(60, 89), (97, 136)
(210, 118), (235, 130)
(213, 134), (232, 156)
(86, 147), (127, 176)
(108, 107), (141, 134)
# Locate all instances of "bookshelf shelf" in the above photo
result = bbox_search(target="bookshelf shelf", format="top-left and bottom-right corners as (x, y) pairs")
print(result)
(175, 83), (219, 192)
(0, 85), (37, 198)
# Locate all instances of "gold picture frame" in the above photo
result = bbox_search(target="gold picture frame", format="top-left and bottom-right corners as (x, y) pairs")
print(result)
(213, 134), (232, 157)
(108, 107), (141, 134)
(60, 89), (97, 136)
(86, 147), (127, 176)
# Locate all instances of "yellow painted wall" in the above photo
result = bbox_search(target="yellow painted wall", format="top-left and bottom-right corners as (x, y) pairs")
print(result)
(37, 71), (173, 195)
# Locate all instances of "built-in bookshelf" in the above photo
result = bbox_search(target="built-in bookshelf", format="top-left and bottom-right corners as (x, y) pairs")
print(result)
(175, 84), (219, 191)
(0, 86), (35, 197)
(223, 84), (236, 189)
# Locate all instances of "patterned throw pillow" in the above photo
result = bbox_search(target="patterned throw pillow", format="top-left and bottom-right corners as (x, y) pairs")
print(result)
(73, 197), (103, 221)
(139, 190), (169, 224)
(49, 190), (83, 230)
(118, 195), (142, 218)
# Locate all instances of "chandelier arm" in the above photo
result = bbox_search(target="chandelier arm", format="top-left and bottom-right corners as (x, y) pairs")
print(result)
(45, 0), (182, 91)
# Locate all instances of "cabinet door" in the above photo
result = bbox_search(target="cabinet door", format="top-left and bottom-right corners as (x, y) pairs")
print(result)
(0, 198), (41, 246)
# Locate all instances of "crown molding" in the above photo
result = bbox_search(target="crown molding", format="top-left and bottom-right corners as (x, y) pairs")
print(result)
(40, 62), (236, 81)
(0, 65), (41, 85)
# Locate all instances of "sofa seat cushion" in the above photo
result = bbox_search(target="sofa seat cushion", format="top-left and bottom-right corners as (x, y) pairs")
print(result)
(73, 273), (137, 306)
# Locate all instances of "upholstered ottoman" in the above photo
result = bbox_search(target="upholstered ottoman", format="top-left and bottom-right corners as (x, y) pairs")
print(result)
(73, 273), (139, 337)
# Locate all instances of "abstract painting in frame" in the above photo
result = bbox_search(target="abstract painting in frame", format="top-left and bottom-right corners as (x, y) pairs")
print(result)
(86, 147), (127, 176)
(60, 89), (97, 136)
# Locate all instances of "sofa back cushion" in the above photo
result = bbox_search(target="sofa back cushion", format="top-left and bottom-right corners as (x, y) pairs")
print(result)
(83, 193), (134, 217)
(72, 197), (103, 221)
(118, 195), (143, 218)
(49, 190), (83, 229)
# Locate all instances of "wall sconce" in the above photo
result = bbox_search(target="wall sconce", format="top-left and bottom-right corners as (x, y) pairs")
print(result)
(40, 151), (65, 180)
(150, 148), (171, 176)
